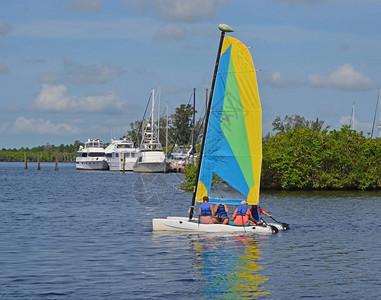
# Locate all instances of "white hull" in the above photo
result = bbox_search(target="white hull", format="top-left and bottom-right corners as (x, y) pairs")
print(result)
(76, 159), (108, 170)
(133, 161), (169, 173)
(152, 216), (280, 234)
(108, 160), (135, 171)
(133, 150), (169, 173)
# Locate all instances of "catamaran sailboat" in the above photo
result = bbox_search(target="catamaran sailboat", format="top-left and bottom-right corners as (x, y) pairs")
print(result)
(75, 138), (109, 170)
(153, 24), (288, 234)
(105, 138), (138, 171)
(133, 88), (169, 173)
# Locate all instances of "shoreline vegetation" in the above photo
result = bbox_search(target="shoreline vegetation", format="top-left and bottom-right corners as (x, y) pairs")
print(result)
(181, 123), (381, 191)
(1, 115), (380, 190)
(0, 141), (81, 163)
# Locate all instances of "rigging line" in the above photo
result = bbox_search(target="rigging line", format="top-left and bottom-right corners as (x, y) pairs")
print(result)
(134, 92), (152, 147)
(187, 91), (193, 105)
(241, 214), (246, 234)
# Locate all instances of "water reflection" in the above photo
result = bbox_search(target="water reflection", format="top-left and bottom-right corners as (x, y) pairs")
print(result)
(189, 234), (269, 299)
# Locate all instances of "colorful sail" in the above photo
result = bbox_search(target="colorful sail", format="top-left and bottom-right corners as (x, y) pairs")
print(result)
(196, 36), (262, 205)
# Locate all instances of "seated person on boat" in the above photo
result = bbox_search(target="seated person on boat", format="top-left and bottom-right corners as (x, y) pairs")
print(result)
(199, 196), (219, 224)
(250, 205), (272, 225)
(213, 203), (229, 224)
(231, 201), (256, 226)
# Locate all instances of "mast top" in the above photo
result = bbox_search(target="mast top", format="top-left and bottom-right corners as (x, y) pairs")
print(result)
(218, 24), (234, 33)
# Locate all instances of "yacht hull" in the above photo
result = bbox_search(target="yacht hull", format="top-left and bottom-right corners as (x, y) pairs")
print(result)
(133, 162), (169, 173)
(75, 160), (108, 170)
(108, 160), (135, 171)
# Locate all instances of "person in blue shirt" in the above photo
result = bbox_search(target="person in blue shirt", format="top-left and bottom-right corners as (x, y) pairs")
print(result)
(199, 196), (219, 224)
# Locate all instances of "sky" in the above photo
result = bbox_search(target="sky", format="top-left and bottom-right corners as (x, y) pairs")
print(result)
(1, 0), (381, 149)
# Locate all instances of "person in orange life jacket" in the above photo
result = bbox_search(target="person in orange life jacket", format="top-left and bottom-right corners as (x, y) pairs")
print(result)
(231, 201), (256, 226)
(213, 203), (229, 224)
(199, 196), (219, 224)
(250, 205), (272, 225)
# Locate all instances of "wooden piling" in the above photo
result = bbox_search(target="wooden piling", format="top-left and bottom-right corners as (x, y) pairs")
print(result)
(37, 154), (41, 170)
(55, 155), (59, 171)
(122, 157), (126, 173)
(24, 152), (28, 169)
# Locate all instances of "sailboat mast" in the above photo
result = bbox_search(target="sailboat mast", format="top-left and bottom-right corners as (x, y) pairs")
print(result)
(157, 86), (161, 143)
(371, 88), (381, 138)
(192, 87), (196, 153)
(151, 88), (155, 144)
(350, 103), (355, 130)
(378, 89), (381, 138)
(188, 24), (233, 221)
(166, 102), (169, 157)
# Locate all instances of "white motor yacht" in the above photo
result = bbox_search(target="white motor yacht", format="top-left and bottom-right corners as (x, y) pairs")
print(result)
(105, 138), (138, 171)
(75, 139), (108, 170)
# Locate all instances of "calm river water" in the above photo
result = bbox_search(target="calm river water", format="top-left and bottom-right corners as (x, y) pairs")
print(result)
(0, 162), (380, 299)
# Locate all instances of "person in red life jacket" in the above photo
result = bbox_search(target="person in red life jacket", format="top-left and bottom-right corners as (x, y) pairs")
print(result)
(213, 203), (229, 224)
(250, 205), (272, 225)
(230, 201), (256, 226)
(199, 196), (219, 224)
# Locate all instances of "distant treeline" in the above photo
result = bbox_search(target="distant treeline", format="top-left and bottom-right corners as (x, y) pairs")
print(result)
(182, 116), (381, 191)
(0, 141), (82, 162)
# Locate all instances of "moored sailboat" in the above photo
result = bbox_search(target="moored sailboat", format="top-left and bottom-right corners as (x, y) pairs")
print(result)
(133, 88), (169, 173)
(153, 24), (288, 234)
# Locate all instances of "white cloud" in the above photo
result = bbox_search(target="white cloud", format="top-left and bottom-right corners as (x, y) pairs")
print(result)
(0, 19), (11, 35)
(34, 84), (126, 113)
(61, 0), (101, 13)
(10, 116), (79, 136)
(307, 64), (374, 90)
(0, 62), (9, 74)
(38, 58), (119, 85)
(124, 0), (227, 22)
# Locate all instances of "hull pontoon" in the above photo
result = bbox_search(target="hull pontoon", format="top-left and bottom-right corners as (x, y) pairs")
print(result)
(153, 217), (283, 234)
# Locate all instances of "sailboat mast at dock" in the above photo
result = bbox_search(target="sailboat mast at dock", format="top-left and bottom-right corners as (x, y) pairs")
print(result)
(371, 88), (381, 138)
(377, 89), (381, 138)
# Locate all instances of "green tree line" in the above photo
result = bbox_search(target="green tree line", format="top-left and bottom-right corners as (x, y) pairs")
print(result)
(0, 141), (82, 162)
(182, 115), (381, 191)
